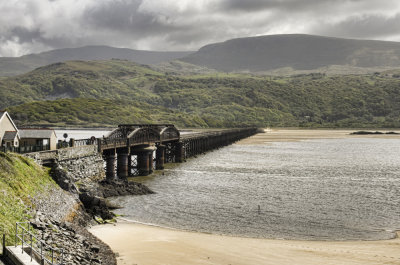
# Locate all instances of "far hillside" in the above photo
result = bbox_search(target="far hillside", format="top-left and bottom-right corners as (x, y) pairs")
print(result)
(2, 60), (400, 128)
(180, 34), (400, 73)
(0, 45), (193, 76)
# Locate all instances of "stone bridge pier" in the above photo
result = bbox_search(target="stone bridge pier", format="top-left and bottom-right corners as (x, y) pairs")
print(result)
(117, 147), (129, 179)
(132, 146), (156, 176)
(155, 144), (165, 170)
(103, 145), (166, 179)
(104, 149), (117, 181)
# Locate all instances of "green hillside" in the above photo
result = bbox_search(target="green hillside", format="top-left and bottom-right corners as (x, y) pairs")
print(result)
(2, 60), (400, 128)
(0, 152), (58, 244)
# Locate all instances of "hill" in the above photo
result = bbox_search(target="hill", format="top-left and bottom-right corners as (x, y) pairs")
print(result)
(2, 60), (400, 128)
(0, 45), (192, 76)
(180, 34), (400, 73)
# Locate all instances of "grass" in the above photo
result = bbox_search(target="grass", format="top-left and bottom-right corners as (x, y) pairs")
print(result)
(0, 152), (58, 245)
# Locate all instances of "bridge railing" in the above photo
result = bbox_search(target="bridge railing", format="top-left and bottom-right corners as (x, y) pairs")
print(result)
(181, 128), (256, 140)
(15, 222), (64, 265)
(98, 125), (181, 151)
(73, 138), (97, 147)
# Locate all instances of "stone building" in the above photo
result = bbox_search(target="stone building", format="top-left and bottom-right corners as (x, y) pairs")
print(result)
(19, 129), (58, 151)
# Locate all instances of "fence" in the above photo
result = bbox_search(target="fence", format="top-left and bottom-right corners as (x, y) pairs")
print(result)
(57, 138), (97, 149)
(0, 138), (97, 154)
(15, 222), (64, 265)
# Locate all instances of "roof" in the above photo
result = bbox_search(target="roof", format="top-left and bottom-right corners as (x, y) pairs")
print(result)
(0, 111), (19, 132)
(19, 129), (55, 139)
(3, 131), (19, 141)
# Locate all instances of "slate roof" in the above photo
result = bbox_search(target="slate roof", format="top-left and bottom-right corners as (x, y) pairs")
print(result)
(19, 129), (55, 139)
(3, 131), (19, 141)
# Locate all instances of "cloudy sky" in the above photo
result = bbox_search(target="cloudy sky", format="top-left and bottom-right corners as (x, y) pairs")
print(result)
(1, 0), (400, 56)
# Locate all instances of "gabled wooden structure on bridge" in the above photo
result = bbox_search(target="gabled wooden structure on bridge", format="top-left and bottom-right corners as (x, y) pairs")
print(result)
(100, 124), (181, 179)
(98, 124), (180, 152)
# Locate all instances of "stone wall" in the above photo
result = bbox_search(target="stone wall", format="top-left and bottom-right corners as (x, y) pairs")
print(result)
(56, 150), (105, 182)
(26, 145), (105, 182)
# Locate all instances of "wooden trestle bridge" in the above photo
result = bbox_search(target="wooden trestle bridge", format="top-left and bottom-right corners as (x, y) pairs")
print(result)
(98, 124), (257, 179)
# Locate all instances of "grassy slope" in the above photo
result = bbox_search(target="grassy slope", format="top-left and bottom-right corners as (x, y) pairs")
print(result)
(2, 60), (400, 128)
(0, 152), (57, 245)
(0, 60), (164, 108)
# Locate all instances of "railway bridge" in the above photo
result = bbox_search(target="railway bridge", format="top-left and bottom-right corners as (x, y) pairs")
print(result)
(97, 124), (257, 179)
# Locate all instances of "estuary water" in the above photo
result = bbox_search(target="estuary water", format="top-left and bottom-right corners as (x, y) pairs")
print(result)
(111, 136), (400, 241)
(54, 129), (112, 141)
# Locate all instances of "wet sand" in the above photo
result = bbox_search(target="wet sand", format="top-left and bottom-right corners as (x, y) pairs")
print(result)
(90, 221), (400, 265)
(90, 129), (400, 265)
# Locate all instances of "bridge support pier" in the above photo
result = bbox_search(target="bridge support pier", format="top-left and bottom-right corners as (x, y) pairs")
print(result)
(175, 142), (184, 163)
(104, 149), (116, 181)
(136, 146), (156, 176)
(156, 145), (165, 170)
(149, 153), (154, 174)
(137, 151), (150, 176)
(117, 147), (129, 180)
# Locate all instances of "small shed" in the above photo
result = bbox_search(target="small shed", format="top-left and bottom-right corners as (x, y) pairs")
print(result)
(19, 129), (58, 151)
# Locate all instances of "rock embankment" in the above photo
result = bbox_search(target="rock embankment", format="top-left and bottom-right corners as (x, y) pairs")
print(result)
(78, 180), (154, 220)
(28, 151), (154, 265)
(31, 173), (154, 265)
(31, 212), (115, 265)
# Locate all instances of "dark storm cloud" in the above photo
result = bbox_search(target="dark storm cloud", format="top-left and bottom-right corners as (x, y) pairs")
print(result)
(218, 0), (361, 12)
(0, 0), (399, 56)
(9, 27), (43, 44)
(83, 0), (173, 35)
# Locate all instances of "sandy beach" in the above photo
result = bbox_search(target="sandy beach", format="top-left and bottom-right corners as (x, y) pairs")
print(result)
(90, 221), (400, 265)
(89, 129), (400, 265)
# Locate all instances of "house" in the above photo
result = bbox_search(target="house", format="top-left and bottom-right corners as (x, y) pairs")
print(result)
(19, 128), (58, 151)
(0, 111), (19, 148)
(1, 111), (58, 152)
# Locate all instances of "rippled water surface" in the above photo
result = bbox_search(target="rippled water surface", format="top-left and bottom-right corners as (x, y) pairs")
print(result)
(112, 138), (400, 240)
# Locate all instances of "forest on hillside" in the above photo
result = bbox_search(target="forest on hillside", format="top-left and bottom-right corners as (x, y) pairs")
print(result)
(1, 60), (400, 128)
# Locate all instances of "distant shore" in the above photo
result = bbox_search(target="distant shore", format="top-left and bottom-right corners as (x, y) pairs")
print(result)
(238, 128), (400, 145)
(90, 129), (400, 265)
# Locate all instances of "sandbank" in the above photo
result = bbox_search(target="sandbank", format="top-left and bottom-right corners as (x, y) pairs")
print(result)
(238, 128), (400, 145)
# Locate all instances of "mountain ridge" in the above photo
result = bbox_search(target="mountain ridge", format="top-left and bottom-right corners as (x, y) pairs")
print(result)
(0, 45), (193, 76)
(180, 34), (400, 72)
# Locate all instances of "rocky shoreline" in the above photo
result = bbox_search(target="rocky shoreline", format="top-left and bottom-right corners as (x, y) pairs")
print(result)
(79, 180), (154, 221)
(30, 213), (114, 265)
(26, 162), (154, 265)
